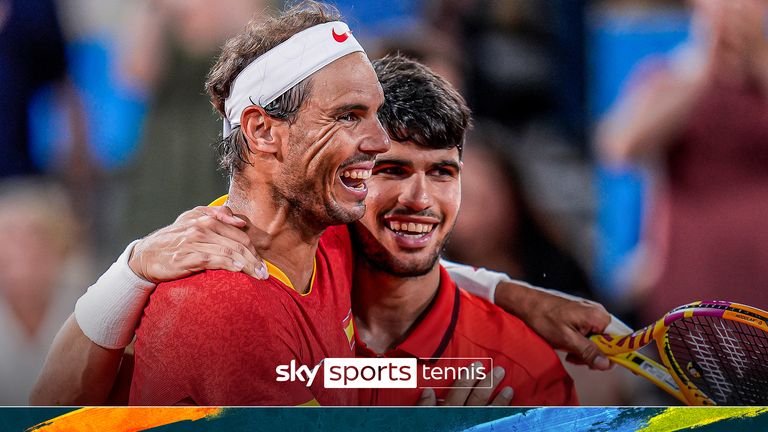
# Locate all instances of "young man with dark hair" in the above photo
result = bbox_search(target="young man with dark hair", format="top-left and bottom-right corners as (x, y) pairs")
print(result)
(348, 55), (576, 405)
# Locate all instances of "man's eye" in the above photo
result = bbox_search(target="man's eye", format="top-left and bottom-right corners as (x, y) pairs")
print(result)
(376, 166), (405, 175)
(338, 113), (358, 122)
(430, 168), (455, 177)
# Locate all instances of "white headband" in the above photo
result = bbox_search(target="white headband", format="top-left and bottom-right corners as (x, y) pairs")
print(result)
(223, 21), (364, 136)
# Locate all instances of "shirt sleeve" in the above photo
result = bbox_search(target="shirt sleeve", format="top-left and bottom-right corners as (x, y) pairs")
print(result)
(131, 271), (316, 406)
(440, 259), (514, 303)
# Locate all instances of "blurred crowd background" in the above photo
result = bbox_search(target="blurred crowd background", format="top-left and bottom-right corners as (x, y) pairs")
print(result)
(2, 0), (767, 405)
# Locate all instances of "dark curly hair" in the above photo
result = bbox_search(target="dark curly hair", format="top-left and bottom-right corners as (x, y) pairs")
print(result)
(372, 54), (471, 157)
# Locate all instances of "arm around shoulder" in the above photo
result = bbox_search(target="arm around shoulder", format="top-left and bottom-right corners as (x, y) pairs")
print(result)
(443, 260), (614, 370)
(30, 241), (155, 406)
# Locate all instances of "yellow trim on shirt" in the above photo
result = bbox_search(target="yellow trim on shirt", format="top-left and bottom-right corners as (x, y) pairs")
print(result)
(264, 255), (316, 296)
(207, 194), (315, 295)
(297, 398), (320, 406)
(209, 195), (228, 206)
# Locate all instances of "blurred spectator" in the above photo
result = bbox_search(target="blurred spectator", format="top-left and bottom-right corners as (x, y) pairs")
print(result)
(0, 178), (92, 405)
(114, 0), (268, 248)
(445, 123), (596, 300)
(598, 0), (768, 321)
(587, 1), (690, 317)
(0, 0), (91, 188)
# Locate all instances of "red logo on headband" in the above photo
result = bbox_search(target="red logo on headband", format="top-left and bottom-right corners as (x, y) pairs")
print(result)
(332, 27), (351, 43)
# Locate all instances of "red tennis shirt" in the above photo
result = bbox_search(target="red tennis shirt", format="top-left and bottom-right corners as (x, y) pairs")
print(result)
(130, 225), (357, 406)
(356, 266), (578, 406)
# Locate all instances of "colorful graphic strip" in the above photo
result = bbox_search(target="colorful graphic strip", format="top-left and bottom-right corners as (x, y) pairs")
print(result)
(26, 407), (221, 432)
(4, 406), (767, 432)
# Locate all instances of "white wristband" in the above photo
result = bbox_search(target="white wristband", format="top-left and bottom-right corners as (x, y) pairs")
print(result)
(74, 240), (157, 349)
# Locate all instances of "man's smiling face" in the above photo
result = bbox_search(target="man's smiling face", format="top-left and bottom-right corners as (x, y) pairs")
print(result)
(350, 140), (461, 277)
(273, 52), (390, 228)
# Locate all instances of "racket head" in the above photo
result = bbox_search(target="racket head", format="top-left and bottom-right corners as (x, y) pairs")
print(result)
(658, 301), (768, 406)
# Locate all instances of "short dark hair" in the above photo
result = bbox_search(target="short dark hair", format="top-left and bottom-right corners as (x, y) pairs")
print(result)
(372, 54), (471, 156)
(206, 1), (342, 176)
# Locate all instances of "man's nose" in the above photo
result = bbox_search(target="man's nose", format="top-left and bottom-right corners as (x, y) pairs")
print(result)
(398, 175), (433, 212)
(359, 117), (391, 156)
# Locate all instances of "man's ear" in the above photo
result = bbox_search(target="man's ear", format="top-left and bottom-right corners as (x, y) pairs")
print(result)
(240, 105), (287, 156)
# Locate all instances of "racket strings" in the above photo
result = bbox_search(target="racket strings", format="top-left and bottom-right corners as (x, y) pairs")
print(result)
(667, 316), (768, 405)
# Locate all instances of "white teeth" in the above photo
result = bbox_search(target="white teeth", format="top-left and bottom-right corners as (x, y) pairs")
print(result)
(387, 221), (435, 234)
(341, 169), (372, 180)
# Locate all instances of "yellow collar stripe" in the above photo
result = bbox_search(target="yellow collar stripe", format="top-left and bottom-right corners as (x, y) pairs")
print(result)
(263, 260), (293, 289)
(207, 194), (315, 295)
(209, 195), (228, 206)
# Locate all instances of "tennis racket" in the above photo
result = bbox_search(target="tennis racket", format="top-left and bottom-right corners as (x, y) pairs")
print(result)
(591, 300), (768, 405)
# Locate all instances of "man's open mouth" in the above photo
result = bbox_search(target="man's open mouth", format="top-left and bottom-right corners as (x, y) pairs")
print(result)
(339, 167), (372, 192)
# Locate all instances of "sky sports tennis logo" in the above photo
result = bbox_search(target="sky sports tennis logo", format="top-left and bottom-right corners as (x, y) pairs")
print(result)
(275, 358), (492, 389)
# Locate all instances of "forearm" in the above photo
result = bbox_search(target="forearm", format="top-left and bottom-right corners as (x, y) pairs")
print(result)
(442, 259), (560, 310)
(31, 242), (155, 405)
(443, 260), (619, 369)
(494, 281), (632, 335)
(492, 280), (541, 322)
(30, 207), (260, 405)
(30, 315), (125, 405)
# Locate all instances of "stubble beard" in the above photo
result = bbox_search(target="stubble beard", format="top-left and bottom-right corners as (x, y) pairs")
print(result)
(349, 222), (445, 278)
(272, 172), (363, 233)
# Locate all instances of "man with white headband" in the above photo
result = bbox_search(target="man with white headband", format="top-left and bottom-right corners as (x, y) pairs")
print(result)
(127, 2), (389, 406)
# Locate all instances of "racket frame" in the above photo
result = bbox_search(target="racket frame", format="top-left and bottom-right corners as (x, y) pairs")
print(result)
(591, 301), (768, 406)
